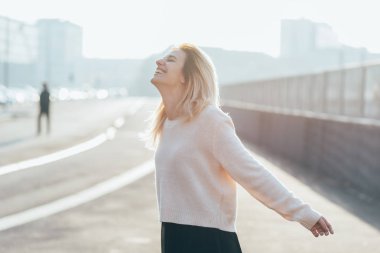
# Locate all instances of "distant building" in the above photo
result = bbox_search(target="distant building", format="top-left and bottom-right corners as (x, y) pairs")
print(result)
(37, 19), (83, 88)
(0, 16), (39, 87)
(281, 19), (340, 58)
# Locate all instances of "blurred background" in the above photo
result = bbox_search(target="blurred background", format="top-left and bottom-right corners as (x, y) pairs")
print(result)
(1, 0), (380, 100)
(0, 0), (379, 252)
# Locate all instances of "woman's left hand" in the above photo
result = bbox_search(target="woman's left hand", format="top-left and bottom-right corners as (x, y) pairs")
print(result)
(310, 216), (334, 237)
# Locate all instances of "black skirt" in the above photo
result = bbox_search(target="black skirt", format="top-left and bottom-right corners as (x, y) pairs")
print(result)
(161, 222), (243, 253)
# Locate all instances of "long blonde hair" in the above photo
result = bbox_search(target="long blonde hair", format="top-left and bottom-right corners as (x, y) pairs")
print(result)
(149, 43), (220, 146)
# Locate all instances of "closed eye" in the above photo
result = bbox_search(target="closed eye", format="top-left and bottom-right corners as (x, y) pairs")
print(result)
(164, 54), (177, 62)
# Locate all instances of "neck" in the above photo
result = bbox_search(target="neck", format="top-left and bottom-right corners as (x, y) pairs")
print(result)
(159, 86), (184, 120)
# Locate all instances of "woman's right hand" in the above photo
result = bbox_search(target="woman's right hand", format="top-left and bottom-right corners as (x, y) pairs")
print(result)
(310, 216), (334, 237)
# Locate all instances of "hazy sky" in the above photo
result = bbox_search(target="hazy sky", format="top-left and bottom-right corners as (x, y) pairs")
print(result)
(1, 0), (379, 59)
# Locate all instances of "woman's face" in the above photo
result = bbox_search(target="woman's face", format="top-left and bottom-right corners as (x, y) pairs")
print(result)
(151, 49), (186, 89)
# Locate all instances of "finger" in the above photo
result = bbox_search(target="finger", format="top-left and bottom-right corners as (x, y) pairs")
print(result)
(313, 223), (325, 236)
(318, 228), (326, 236)
(319, 218), (330, 235)
(323, 217), (334, 234)
(311, 223), (325, 237)
(315, 226), (324, 236)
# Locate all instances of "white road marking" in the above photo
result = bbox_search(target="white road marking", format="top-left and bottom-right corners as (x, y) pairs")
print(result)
(0, 98), (146, 177)
(0, 134), (108, 177)
(0, 159), (155, 232)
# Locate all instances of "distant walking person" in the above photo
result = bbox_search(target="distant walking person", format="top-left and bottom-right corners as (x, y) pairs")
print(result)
(37, 82), (50, 135)
(149, 43), (334, 253)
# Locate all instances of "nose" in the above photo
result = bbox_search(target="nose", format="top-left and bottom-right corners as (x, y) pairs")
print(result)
(156, 58), (165, 66)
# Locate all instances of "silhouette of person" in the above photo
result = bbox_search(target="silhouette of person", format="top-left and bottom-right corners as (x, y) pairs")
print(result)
(37, 82), (50, 135)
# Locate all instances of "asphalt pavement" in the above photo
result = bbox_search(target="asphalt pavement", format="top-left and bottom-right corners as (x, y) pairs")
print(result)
(0, 97), (379, 253)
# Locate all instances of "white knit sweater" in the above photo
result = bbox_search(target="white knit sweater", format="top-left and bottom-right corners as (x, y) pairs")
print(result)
(154, 104), (321, 232)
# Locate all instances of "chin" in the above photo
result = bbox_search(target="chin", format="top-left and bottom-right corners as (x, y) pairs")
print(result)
(151, 77), (159, 86)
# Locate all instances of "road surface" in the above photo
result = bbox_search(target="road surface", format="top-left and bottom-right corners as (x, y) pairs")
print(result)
(0, 97), (379, 252)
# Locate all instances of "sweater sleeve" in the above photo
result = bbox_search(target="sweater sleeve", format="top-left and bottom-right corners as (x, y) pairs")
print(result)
(211, 114), (322, 230)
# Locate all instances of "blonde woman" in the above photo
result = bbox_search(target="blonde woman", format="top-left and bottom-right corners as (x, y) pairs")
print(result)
(150, 43), (334, 253)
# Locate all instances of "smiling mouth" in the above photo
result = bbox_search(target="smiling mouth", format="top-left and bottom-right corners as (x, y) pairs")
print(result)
(155, 68), (166, 75)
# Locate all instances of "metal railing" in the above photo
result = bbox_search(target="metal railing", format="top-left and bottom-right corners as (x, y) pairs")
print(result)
(221, 60), (380, 120)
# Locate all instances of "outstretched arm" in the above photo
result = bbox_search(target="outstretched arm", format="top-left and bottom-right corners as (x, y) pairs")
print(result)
(212, 115), (334, 235)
